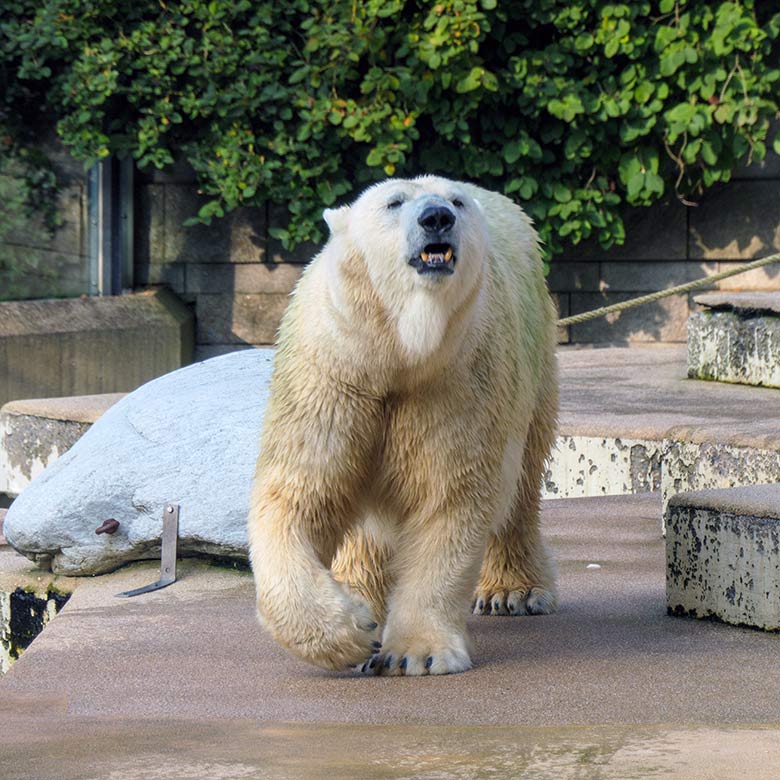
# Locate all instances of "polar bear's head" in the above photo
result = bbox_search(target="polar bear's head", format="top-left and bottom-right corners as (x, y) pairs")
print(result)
(324, 176), (488, 289)
(323, 177), (490, 358)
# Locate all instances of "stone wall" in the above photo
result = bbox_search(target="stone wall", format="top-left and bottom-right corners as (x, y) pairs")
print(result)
(137, 151), (780, 353)
(553, 149), (780, 344)
(135, 164), (311, 360)
(0, 144), (89, 301)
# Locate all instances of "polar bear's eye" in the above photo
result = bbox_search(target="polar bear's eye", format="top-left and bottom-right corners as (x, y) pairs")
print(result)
(452, 198), (465, 208)
(387, 199), (404, 210)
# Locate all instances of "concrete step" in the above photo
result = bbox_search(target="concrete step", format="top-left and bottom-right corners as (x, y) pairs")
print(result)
(688, 292), (780, 389)
(0, 393), (124, 496)
(666, 484), (780, 631)
(0, 535), (77, 674)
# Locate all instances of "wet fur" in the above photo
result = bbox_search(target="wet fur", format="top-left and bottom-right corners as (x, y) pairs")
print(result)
(248, 176), (558, 675)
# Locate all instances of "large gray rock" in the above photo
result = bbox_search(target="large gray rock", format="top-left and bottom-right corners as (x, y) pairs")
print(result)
(3, 350), (273, 575)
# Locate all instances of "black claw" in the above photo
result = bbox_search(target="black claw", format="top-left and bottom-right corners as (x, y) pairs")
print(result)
(384, 655), (393, 668)
(399, 657), (407, 670)
(367, 622), (378, 630)
(425, 656), (433, 669)
(372, 640), (382, 650)
(508, 603), (516, 612)
(369, 656), (378, 669)
(360, 662), (368, 673)
(477, 599), (484, 610)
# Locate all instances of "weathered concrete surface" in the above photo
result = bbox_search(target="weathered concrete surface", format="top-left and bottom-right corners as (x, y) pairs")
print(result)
(544, 435), (662, 499)
(694, 291), (780, 315)
(0, 288), (194, 408)
(0, 546), (76, 674)
(0, 394), (123, 496)
(666, 485), (780, 631)
(3, 494), (780, 779)
(3, 349), (274, 574)
(662, 440), (780, 515)
(688, 294), (780, 388)
(559, 346), (780, 509)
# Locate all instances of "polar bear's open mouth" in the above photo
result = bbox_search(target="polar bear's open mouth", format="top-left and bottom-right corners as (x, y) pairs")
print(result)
(410, 243), (457, 275)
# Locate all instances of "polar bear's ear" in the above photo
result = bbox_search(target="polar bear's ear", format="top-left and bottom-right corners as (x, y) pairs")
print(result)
(323, 205), (351, 235)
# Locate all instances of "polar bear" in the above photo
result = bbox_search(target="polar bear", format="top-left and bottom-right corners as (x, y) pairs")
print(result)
(247, 176), (558, 676)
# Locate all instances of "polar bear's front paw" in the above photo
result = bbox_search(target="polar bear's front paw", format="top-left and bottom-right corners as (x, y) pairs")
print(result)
(472, 585), (557, 616)
(365, 627), (472, 676)
(259, 581), (381, 671)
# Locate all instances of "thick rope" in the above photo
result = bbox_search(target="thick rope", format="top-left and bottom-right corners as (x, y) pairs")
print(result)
(558, 252), (780, 327)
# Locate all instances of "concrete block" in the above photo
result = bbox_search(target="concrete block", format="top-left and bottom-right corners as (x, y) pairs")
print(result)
(0, 246), (90, 301)
(0, 176), (85, 257)
(134, 183), (165, 266)
(552, 293), (570, 344)
(0, 289), (194, 408)
(544, 435), (663, 499)
(689, 293), (780, 387)
(569, 292), (690, 343)
(185, 262), (302, 295)
(601, 261), (717, 293)
(688, 309), (780, 388)
(557, 200), (688, 262)
(689, 181), (780, 260)
(195, 293), (289, 345)
(0, 395), (122, 497)
(165, 185), (267, 263)
(662, 440), (780, 515)
(546, 262), (600, 293)
(134, 262), (185, 293)
(666, 484), (780, 630)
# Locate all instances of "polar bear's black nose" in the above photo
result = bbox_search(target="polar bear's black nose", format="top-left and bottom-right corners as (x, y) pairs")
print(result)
(418, 206), (455, 234)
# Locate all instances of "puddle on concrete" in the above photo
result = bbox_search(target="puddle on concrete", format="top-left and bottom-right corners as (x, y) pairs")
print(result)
(3, 719), (780, 780)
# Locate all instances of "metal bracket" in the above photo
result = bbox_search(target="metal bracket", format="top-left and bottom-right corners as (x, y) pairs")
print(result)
(115, 504), (179, 598)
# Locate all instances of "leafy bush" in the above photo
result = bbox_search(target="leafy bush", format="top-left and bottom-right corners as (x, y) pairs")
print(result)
(2, 0), (780, 261)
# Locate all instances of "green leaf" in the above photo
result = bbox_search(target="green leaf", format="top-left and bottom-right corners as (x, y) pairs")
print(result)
(455, 67), (484, 94)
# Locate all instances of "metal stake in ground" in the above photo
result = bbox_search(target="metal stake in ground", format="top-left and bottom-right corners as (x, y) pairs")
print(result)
(115, 504), (179, 598)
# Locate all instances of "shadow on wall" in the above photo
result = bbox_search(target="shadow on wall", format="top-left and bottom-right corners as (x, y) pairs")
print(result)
(135, 169), (316, 359)
(553, 175), (780, 345)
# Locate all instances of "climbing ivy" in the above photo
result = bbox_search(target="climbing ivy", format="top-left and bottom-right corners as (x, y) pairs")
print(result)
(2, 0), (779, 261)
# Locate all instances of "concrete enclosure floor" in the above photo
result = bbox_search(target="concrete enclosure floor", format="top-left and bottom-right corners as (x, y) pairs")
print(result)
(2, 493), (780, 778)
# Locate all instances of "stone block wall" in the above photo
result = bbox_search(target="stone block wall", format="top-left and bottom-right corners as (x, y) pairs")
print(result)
(0, 142), (90, 301)
(553, 150), (780, 344)
(128, 147), (770, 352)
(135, 164), (312, 360)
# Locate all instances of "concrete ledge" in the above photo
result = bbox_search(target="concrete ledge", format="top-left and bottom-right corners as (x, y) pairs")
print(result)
(666, 485), (780, 631)
(0, 545), (77, 674)
(688, 293), (780, 388)
(544, 435), (662, 499)
(662, 439), (780, 517)
(0, 394), (124, 496)
(0, 288), (194, 408)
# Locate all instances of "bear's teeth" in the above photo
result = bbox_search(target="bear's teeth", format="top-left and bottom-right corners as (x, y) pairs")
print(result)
(421, 251), (429, 262)
(444, 247), (453, 261)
